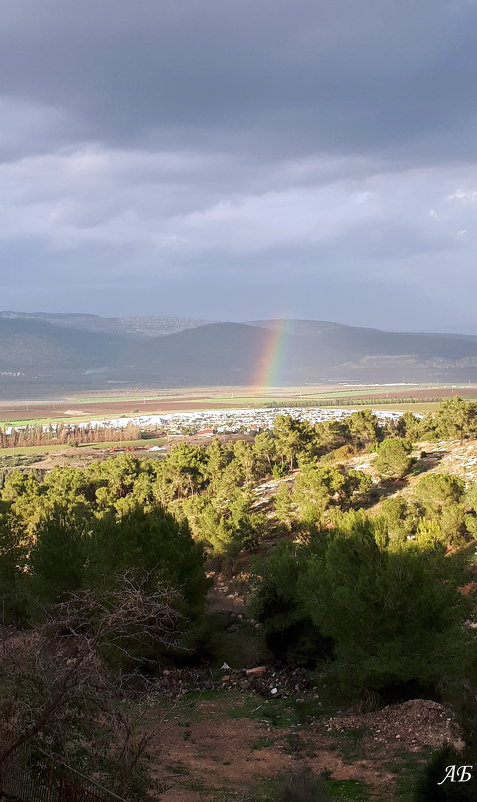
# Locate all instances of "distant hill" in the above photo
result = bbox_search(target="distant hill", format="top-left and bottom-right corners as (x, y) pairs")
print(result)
(0, 317), (128, 371)
(121, 322), (276, 385)
(120, 320), (477, 385)
(1, 314), (477, 395)
(0, 312), (210, 338)
(249, 319), (477, 365)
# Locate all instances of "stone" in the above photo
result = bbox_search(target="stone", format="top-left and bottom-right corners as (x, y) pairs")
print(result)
(245, 666), (268, 677)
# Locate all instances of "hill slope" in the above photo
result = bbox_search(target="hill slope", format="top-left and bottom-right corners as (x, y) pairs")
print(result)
(0, 311), (210, 338)
(0, 317), (128, 371)
(121, 320), (477, 384)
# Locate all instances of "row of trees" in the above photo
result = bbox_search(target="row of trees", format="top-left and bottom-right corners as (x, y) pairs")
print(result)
(0, 421), (141, 448)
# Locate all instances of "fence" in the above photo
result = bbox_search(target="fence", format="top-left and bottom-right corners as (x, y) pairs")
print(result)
(0, 750), (128, 802)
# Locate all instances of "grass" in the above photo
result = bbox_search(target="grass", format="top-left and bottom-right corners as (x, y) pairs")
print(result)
(326, 777), (370, 801)
(332, 727), (371, 763)
(85, 436), (166, 450)
(1, 381), (471, 426)
(215, 771), (372, 802)
(386, 748), (434, 802)
(229, 695), (326, 728)
(141, 691), (432, 801)
(0, 453), (45, 466)
(0, 443), (67, 456)
(154, 689), (326, 730)
(165, 761), (190, 776)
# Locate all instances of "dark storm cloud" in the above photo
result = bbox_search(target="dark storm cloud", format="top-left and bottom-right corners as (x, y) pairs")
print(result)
(1, 0), (477, 331)
(1, 0), (476, 159)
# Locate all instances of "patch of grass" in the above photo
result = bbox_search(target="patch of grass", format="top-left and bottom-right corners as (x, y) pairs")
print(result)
(0, 443), (66, 456)
(184, 779), (208, 793)
(250, 735), (280, 750)
(0, 436), (166, 457)
(229, 695), (327, 728)
(283, 732), (316, 759)
(326, 776), (370, 801)
(386, 748), (434, 802)
(237, 774), (283, 802)
(240, 770), (371, 802)
(0, 454), (44, 467)
(85, 436), (166, 449)
(284, 733), (303, 755)
(332, 727), (371, 763)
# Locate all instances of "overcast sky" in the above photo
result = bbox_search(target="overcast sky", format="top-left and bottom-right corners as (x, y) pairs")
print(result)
(1, 0), (477, 331)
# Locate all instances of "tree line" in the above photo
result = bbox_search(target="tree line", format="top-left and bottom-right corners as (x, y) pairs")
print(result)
(0, 421), (141, 448)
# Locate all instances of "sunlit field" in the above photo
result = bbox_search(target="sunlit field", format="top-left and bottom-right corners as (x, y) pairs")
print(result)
(0, 383), (475, 430)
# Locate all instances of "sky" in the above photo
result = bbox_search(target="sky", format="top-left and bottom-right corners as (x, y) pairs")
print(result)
(1, 0), (477, 332)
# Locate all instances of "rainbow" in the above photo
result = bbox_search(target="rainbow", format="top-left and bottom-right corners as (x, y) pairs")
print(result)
(252, 319), (290, 391)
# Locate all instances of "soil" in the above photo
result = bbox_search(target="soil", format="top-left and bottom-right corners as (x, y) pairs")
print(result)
(148, 694), (452, 801)
(325, 699), (464, 752)
(0, 397), (254, 422)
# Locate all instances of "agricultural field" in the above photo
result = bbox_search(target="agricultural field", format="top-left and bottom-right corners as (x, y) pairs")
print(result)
(1, 383), (475, 428)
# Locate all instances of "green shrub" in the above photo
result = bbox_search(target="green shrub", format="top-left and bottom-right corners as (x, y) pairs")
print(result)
(374, 437), (412, 479)
(253, 512), (474, 701)
(251, 540), (332, 666)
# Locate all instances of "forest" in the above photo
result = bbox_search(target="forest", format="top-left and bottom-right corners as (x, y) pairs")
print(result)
(1, 397), (477, 800)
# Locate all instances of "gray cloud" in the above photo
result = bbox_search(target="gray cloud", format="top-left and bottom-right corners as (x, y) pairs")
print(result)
(1, 0), (477, 331)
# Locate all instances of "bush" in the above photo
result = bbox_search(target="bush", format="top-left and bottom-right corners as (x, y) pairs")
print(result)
(272, 463), (289, 479)
(302, 517), (472, 700)
(29, 504), (210, 659)
(87, 506), (209, 626)
(374, 437), (412, 479)
(414, 474), (465, 513)
(253, 512), (474, 701)
(251, 540), (332, 666)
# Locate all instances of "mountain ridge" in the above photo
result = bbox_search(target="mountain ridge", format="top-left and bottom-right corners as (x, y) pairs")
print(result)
(1, 313), (477, 394)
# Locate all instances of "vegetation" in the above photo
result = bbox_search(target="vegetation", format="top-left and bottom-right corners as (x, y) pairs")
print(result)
(374, 436), (412, 479)
(0, 420), (141, 448)
(1, 397), (477, 798)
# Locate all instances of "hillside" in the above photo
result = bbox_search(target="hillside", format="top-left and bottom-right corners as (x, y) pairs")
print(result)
(1, 313), (477, 394)
(0, 317), (128, 371)
(2, 400), (476, 801)
(251, 318), (477, 370)
(121, 319), (477, 384)
(0, 311), (210, 338)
